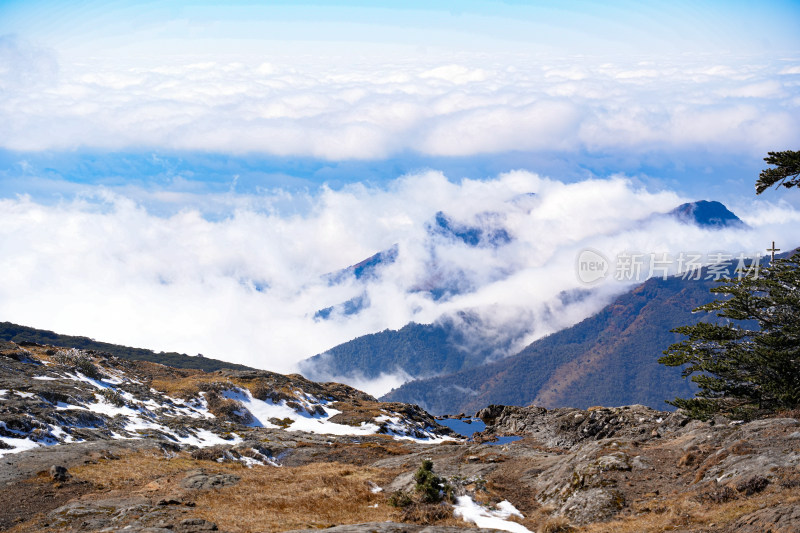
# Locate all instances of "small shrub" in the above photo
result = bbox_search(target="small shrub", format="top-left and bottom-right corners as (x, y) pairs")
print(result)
(736, 475), (769, 496)
(388, 490), (413, 508)
(54, 348), (103, 379)
(269, 417), (294, 429)
(98, 388), (125, 407)
(76, 358), (103, 380)
(698, 484), (738, 504)
(414, 459), (451, 503)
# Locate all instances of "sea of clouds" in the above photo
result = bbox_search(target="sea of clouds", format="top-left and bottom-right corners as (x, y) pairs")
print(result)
(1, 34), (798, 159)
(1, 171), (798, 395)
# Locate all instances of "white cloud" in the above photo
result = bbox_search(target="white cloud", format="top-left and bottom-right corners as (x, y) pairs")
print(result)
(0, 40), (797, 158)
(0, 172), (798, 397)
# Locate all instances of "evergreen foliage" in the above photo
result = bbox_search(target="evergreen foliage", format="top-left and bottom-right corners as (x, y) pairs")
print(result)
(755, 150), (800, 194)
(660, 252), (800, 419)
(413, 459), (451, 503)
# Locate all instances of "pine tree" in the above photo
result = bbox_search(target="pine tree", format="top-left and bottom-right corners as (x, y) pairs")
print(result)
(756, 150), (800, 194)
(660, 252), (800, 419)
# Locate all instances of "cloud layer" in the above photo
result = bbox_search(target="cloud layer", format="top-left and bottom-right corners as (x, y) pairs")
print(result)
(1, 35), (798, 159)
(1, 171), (798, 395)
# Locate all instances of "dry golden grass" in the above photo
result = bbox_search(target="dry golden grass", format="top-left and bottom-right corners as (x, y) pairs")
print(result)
(582, 488), (800, 533)
(538, 516), (576, 533)
(66, 450), (461, 532)
(150, 373), (236, 399)
(69, 449), (214, 490)
(327, 399), (392, 426)
(149, 373), (299, 406)
(193, 461), (408, 532)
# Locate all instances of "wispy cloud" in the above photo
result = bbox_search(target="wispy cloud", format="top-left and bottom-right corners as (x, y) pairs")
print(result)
(1, 171), (797, 394)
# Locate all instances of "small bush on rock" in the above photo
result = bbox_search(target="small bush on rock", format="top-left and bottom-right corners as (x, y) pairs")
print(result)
(698, 484), (738, 504)
(414, 459), (452, 503)
(98, 388), (125, 407)
(736, 475), (769, 496)
(54, 348), (103, 380)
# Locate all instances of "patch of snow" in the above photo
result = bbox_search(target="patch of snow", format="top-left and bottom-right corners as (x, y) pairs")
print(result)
(239, 455), (266, 468)
(89, 396), (140, 418)
(221, 388), (382, 436)
(177, 428), (243, 448)
(55, 402), (88, 411)
(48, 425), (75, 443)
(0, 436), (42, 457)
(374, 414), (456, 443)
(453, 496), (531, 533)
(64, 372), (111, 390)
(179, 395), (213, 418)
(99, 368), (127, 385)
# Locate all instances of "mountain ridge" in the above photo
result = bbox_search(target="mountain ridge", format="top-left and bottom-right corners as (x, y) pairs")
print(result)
(381, 274), (716, 414)
(0, 321), (253, 373)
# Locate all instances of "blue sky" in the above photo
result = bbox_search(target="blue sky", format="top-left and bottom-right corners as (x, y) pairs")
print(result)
(1, 0), (799, 202)
(2, 1), (798, 57)
(0, 1), (799, 380)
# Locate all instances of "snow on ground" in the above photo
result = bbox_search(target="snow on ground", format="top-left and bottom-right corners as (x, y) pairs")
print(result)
(0, 435), (44, 456)
(0, 420), (58, 457)
(1, 356), (454, 458)
(222, 388), (383, 436)
(64, 372), (112, 390)
(0, 384), (240, 456)
(373, 414), (455, 443)
(173, 428), (243, 448)
(453, 496), (531, 533)
(141, 395), (211, 419)
(222, 388), (455, 442)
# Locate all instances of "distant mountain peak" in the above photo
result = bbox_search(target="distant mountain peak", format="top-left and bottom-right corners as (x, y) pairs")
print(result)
(429, 211), (512, 247)
(668, 200), (746, 229)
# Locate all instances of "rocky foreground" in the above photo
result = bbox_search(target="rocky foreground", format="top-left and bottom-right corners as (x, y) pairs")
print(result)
(1, 341), (799, 532)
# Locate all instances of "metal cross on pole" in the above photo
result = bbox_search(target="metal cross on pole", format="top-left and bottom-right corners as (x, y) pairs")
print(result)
(767, 241), (781, 263)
